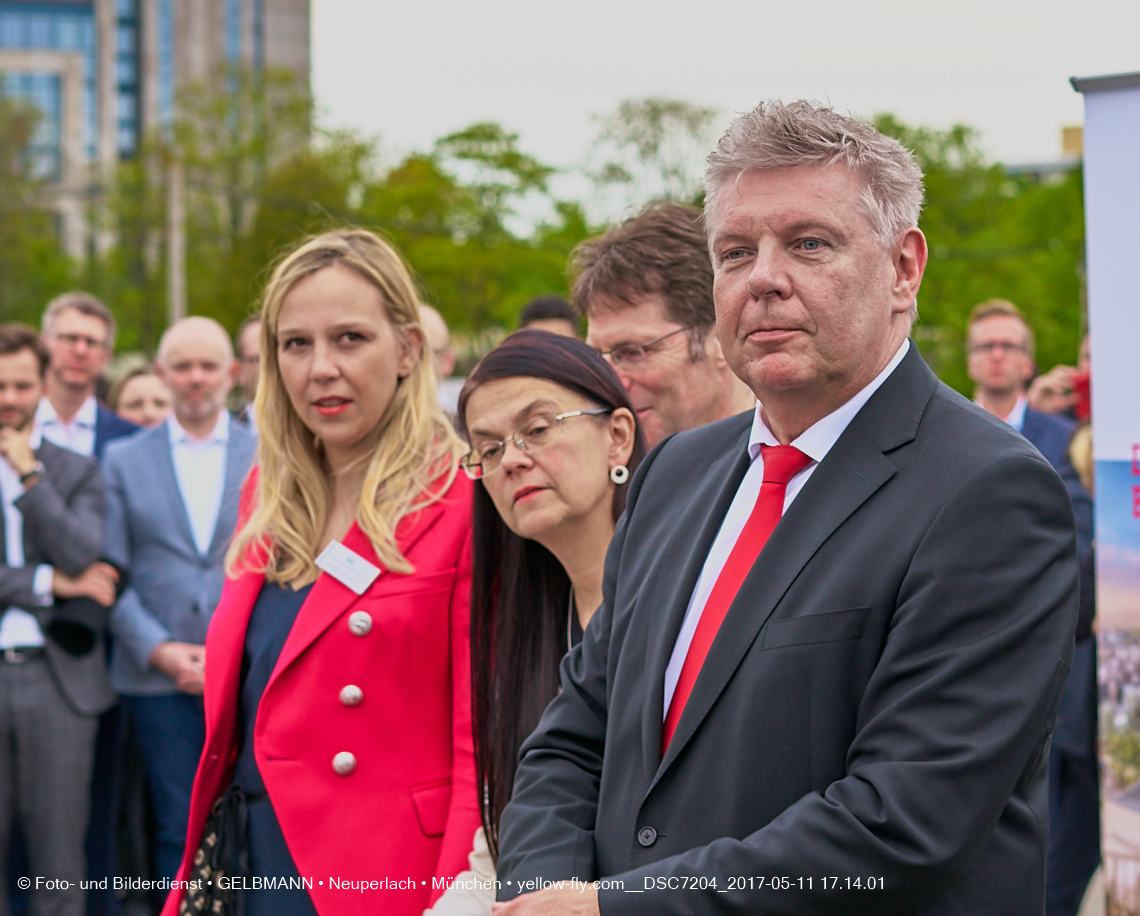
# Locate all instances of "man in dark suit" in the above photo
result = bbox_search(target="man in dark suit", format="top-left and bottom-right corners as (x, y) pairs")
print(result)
(494, 101), (1079, 916)
(0, 324), (119, 916)
(966, 301), (1100, 914)
(36, 292), (138, 460)
(966, 298), (1077, 466)
(33, 292), (137, 916)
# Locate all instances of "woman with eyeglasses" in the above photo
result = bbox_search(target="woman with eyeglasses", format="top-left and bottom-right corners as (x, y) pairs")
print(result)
(425, 330), (646, 915)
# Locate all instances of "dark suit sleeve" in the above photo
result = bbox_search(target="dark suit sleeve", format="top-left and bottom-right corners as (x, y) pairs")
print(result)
(15, 455), (105, 576)
(0, 561), (37, 609)
(502, 454), (1078, 916)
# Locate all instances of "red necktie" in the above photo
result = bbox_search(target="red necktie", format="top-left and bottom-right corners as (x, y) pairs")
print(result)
(662, 444), (813, 753)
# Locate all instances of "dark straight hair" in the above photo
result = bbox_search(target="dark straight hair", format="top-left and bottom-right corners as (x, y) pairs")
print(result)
(457, 329), (647, 859)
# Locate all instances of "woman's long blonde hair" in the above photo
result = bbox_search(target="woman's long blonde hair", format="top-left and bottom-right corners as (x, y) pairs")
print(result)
(226, 229), (465, 584)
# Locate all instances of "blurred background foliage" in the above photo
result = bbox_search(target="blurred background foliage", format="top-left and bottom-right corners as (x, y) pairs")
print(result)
(0, 69), (1086, 391)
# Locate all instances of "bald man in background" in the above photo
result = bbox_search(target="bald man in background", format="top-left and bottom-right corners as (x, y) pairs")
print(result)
(420, 304), (464, 415)
(102, 317), (257, 879)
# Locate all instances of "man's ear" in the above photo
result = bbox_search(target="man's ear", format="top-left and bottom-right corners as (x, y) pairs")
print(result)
(153, 360), (167, 384)
(399, 327), (425, 379)
(705, 330), (730, 369)
(891, 228), (928, 315)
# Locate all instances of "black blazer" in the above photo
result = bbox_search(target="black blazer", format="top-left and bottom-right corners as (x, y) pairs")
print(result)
(496, 345), (1079, 915)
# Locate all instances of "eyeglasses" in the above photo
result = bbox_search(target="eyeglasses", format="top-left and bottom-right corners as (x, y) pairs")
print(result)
(595, 326), (692, 369)
(53, 332), (108, 351)
(461, 408), (614, 480)
(969, 341), (1028, 357)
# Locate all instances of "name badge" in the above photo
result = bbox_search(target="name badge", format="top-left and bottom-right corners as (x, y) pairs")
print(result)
(315, 540), (381, 595)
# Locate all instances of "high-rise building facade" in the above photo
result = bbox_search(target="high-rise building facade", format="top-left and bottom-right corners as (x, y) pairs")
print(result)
(0, 0), (309, 257)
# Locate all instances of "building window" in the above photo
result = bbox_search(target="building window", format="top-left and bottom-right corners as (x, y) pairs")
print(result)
(0, 71), (63, 181)
(157, 0), (173, 127)
(226, 0), (240, 64)
(115, 0), (138, 157)
(0, 1), (97, 160)
(253, 0), (263, 71)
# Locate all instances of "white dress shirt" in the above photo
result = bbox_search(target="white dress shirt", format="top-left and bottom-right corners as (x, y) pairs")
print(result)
(168, 411), (230, 557)
(36, 394), (98, 458)
(0, 428), (55, 649)
(1004, 396), (1028, 433)
(663, 340), (911, 715)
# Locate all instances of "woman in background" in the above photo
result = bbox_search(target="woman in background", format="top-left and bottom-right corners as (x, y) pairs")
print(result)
(108, 366), (171, 427)
(427, 330), (645, 915)
(163, 229), (480, 916)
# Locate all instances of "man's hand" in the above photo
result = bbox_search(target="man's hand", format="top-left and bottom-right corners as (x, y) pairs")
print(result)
(0, 425), (37, 477)
(1027, 364), (1076, 414)
(149, 641), (206, 694)
(491, 885), (600, 916)
(53, 562), (120, 607)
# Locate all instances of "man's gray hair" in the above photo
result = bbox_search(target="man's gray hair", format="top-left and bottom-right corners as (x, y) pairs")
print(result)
(42, 291), (116, 347)
(704, 100), (925, 249)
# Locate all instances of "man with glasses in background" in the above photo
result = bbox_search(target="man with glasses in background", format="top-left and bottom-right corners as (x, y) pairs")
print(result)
(35, 292), (137, 916)
(573, 200), (754, 447)
(966, 299), (1075, 468)
(967, 298), (1099, 916)
(38, 292), (138, 460)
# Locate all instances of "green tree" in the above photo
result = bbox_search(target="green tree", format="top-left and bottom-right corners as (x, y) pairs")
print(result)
(588, 97), (720, 212)
(0, 97), (74, 323)
(874, 114), (1085, 393)
(359, 126), (589, 332)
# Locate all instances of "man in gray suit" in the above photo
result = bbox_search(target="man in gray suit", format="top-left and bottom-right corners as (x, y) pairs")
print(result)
(104, 317), (256, 880)
(0, 324), (119, 916)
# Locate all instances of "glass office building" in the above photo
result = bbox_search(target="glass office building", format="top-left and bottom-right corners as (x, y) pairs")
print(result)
(0, 1), (98, 172)
(0, 0), (308, 255)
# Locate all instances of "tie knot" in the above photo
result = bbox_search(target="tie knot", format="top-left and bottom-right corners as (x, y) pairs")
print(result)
(760, 444), (813, 485)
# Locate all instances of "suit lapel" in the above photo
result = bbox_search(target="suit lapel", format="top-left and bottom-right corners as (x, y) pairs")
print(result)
(653, 423), (898, 782)
(264, 498), (448, 693)
(650, 345), (940, 785)
(154, 422), (201, 556)
(205, 428), (253, 560)
(638, 421), (753, 780)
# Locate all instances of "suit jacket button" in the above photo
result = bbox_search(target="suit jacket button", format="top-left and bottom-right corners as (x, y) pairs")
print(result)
(339, 685), (363, 706)
(637, 826), (657, 847)
(347, 611), (372, 636)
(332, 752), (356, 775)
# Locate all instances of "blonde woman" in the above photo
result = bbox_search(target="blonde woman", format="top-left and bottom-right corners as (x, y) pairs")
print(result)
(161, 230), (480, 916)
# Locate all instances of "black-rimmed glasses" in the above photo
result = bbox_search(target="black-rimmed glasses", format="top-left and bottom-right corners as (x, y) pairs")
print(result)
(461, 408), (614, 480)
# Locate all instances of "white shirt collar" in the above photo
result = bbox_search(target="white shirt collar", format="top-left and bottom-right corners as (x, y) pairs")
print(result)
(748, 339), (911, 462)
(167, 410), (230, 447)
(35, 393), (98, 428)
(1003, 396), (1028, 432)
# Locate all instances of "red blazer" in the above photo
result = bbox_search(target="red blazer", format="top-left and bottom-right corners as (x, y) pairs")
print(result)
(163, 469), (479, 916)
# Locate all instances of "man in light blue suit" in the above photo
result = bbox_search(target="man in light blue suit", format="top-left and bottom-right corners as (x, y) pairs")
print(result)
(103, 317), (257, 880)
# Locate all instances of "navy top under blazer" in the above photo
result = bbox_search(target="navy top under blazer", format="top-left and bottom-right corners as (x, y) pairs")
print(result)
(233, 581), (318, 916)
(93, 403), (139, 460)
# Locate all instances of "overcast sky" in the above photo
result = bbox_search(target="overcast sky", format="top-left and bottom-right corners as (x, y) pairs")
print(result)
(312, 0), (1139, 179)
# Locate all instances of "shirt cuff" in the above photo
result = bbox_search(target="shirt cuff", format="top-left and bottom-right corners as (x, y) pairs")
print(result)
(32, 565), (54, 606)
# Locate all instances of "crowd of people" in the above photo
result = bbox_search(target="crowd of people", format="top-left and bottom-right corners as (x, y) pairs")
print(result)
(0, 99), (1098, 916)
